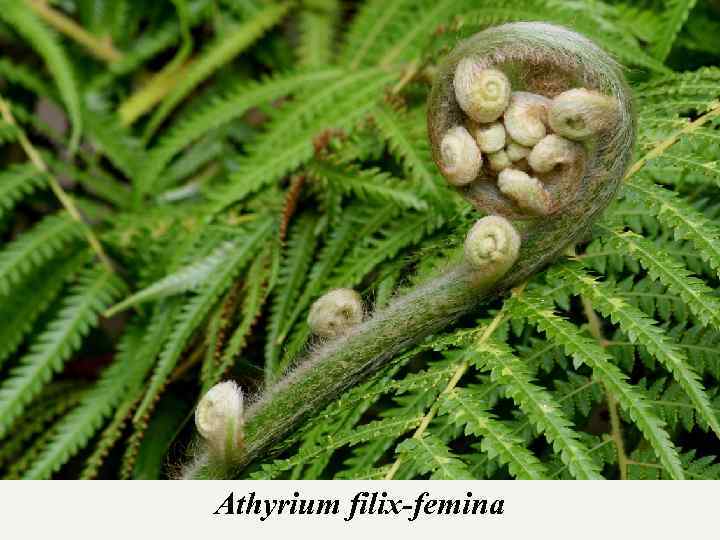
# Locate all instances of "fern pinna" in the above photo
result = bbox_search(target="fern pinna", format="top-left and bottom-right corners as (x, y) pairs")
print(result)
(0, 0), (719, 480)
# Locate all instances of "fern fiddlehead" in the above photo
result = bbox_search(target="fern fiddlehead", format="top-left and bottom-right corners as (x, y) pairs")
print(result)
(184, 22), (635, 479)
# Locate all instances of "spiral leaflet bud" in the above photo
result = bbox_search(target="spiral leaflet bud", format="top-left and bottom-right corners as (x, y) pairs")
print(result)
(308, 288), (364, 338)
(506, 141), (531, 162)
(195, 380), (244, 462)
(454, 61), (511, 123)
(473, 121), (506, 153)
(548, 88), (619, 141)
(504, 92), (551, 147)
(439, 126), (482, 186)
(464, 216), (521, 278)
(487, 149), (512, 172)
(497, 168), (552, 216)
(528, 134), (583, 173)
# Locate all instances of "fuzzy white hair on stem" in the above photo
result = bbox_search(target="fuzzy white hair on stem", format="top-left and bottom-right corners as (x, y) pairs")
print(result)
(195, 381), (244, 463)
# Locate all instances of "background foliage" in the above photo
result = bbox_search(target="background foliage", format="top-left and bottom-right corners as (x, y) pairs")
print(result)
(1, 0), (719, 480)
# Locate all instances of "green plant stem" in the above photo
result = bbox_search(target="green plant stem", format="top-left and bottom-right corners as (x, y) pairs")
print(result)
(26, 0), (123, 63)
(187, 262), (501, 478)
(118, 61), (189, 127)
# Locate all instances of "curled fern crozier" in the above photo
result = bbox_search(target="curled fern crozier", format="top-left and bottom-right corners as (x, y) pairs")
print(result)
(185, 21), (635, 479)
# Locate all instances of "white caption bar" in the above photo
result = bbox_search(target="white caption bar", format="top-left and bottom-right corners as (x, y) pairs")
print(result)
(0, 480), (712, 538)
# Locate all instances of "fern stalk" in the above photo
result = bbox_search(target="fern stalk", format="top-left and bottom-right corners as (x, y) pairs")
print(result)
(25, 0), (123, 63)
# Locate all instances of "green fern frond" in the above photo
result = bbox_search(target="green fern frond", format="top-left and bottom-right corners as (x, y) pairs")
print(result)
(624, 179), (720, 276)
(93, 0), (211, 87)
(133, 216), (274, 422)
(371, 105), (450, 205)
(0, 57), (52, 96)
(138, 68), (342, 195)
(0, 265), (125, 439)
(252, 415), (423, 479)
(145, 1), (291, 135)
(553, 262), (720, 437)
(81, 107), (146, 181)
(208, 246), (274, 388)
(0, 1), (82, 150)
(395, 433), (472, 480)
(339, 0), (416, 69)
(439, 387), (549, 479)
(45, 155), (131, 209)
(289, 361), (408, 480)
(378, 0), (473, 67)
(0, 251), (89, 370)
(650, 0), (697, 61)
(600, 226), (720, 329)
(0, 214), (83, 296)
(265, 214), (318, 379)
(307, 160), (428, 211)
(0, 383), (84, 472)
(106, 239), (239, 316)
(207, 68), (396, 211)
(0, 120), (20, 144)
(0, 164), (48, 220)
(472, 339), (602, 479)
(20, 311), (167, 479)
(297, 0), (340, 68)
(78, 388), (140, 480)
(512, 293), (685, 479)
